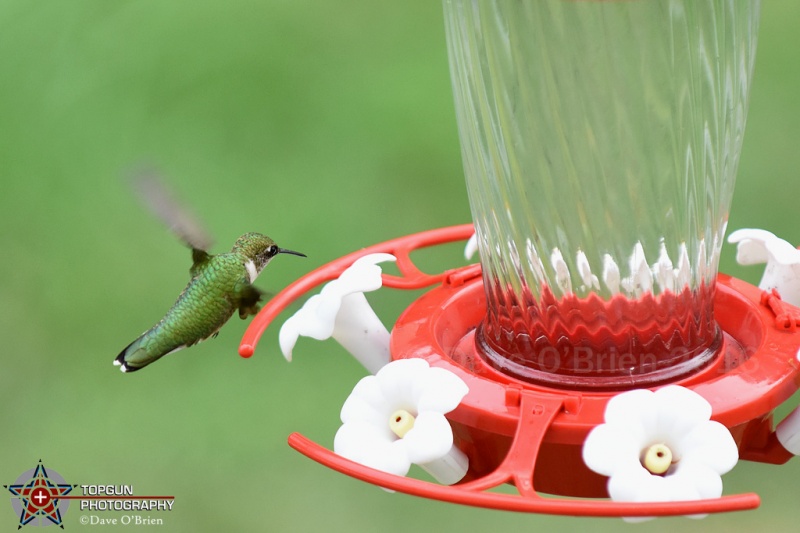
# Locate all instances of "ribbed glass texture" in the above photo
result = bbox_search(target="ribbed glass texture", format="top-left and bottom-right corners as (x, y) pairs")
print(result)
(444, 0), (760, 388)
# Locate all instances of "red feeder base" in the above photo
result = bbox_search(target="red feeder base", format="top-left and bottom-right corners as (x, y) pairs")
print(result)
(241, 224), (800, 517)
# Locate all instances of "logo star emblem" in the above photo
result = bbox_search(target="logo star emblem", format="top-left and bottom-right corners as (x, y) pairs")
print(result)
(5, 460), (76, 529)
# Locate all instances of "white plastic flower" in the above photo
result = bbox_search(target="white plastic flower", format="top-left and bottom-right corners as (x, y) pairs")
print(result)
(280, 253), (395, 374)
(582, 385), (738, 521)
(334, 358), (470, 486)
(728, 228), (800, 307)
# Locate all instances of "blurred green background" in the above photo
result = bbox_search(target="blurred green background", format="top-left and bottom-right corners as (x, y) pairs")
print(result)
(1, 1), (799, 532)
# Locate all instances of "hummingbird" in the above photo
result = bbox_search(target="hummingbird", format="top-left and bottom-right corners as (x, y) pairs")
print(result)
(114, 175), (305, 373)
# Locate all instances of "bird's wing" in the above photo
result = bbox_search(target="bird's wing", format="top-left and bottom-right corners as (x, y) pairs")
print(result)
(234, 280), (264, 319)
(190, 248), (212, 277)
(130, 168), (215, 275)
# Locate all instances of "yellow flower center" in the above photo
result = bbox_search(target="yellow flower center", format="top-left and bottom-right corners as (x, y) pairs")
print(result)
(642, 443), (673, 475)
(389, 409), (416, 439)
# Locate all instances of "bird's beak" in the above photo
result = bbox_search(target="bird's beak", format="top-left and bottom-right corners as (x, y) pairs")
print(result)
(278, 248), (306, 258)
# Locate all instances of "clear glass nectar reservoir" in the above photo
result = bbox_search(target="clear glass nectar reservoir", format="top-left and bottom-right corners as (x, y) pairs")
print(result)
(444, 0), (760, 388)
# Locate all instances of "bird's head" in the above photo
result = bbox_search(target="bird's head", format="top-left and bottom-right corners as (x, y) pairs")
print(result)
(232, 232), (306, 281)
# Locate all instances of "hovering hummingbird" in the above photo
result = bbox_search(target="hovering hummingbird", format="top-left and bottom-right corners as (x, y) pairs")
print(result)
(114, 175), (305, 373)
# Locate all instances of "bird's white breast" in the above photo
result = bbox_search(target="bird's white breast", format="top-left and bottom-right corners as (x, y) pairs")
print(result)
(245, 259), (259, 283)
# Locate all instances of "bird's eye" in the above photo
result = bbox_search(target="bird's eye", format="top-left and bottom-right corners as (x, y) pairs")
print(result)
(268, 245), (279, 256)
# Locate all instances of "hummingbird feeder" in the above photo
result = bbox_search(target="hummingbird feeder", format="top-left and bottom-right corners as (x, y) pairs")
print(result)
(240, 0), (800, 519)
